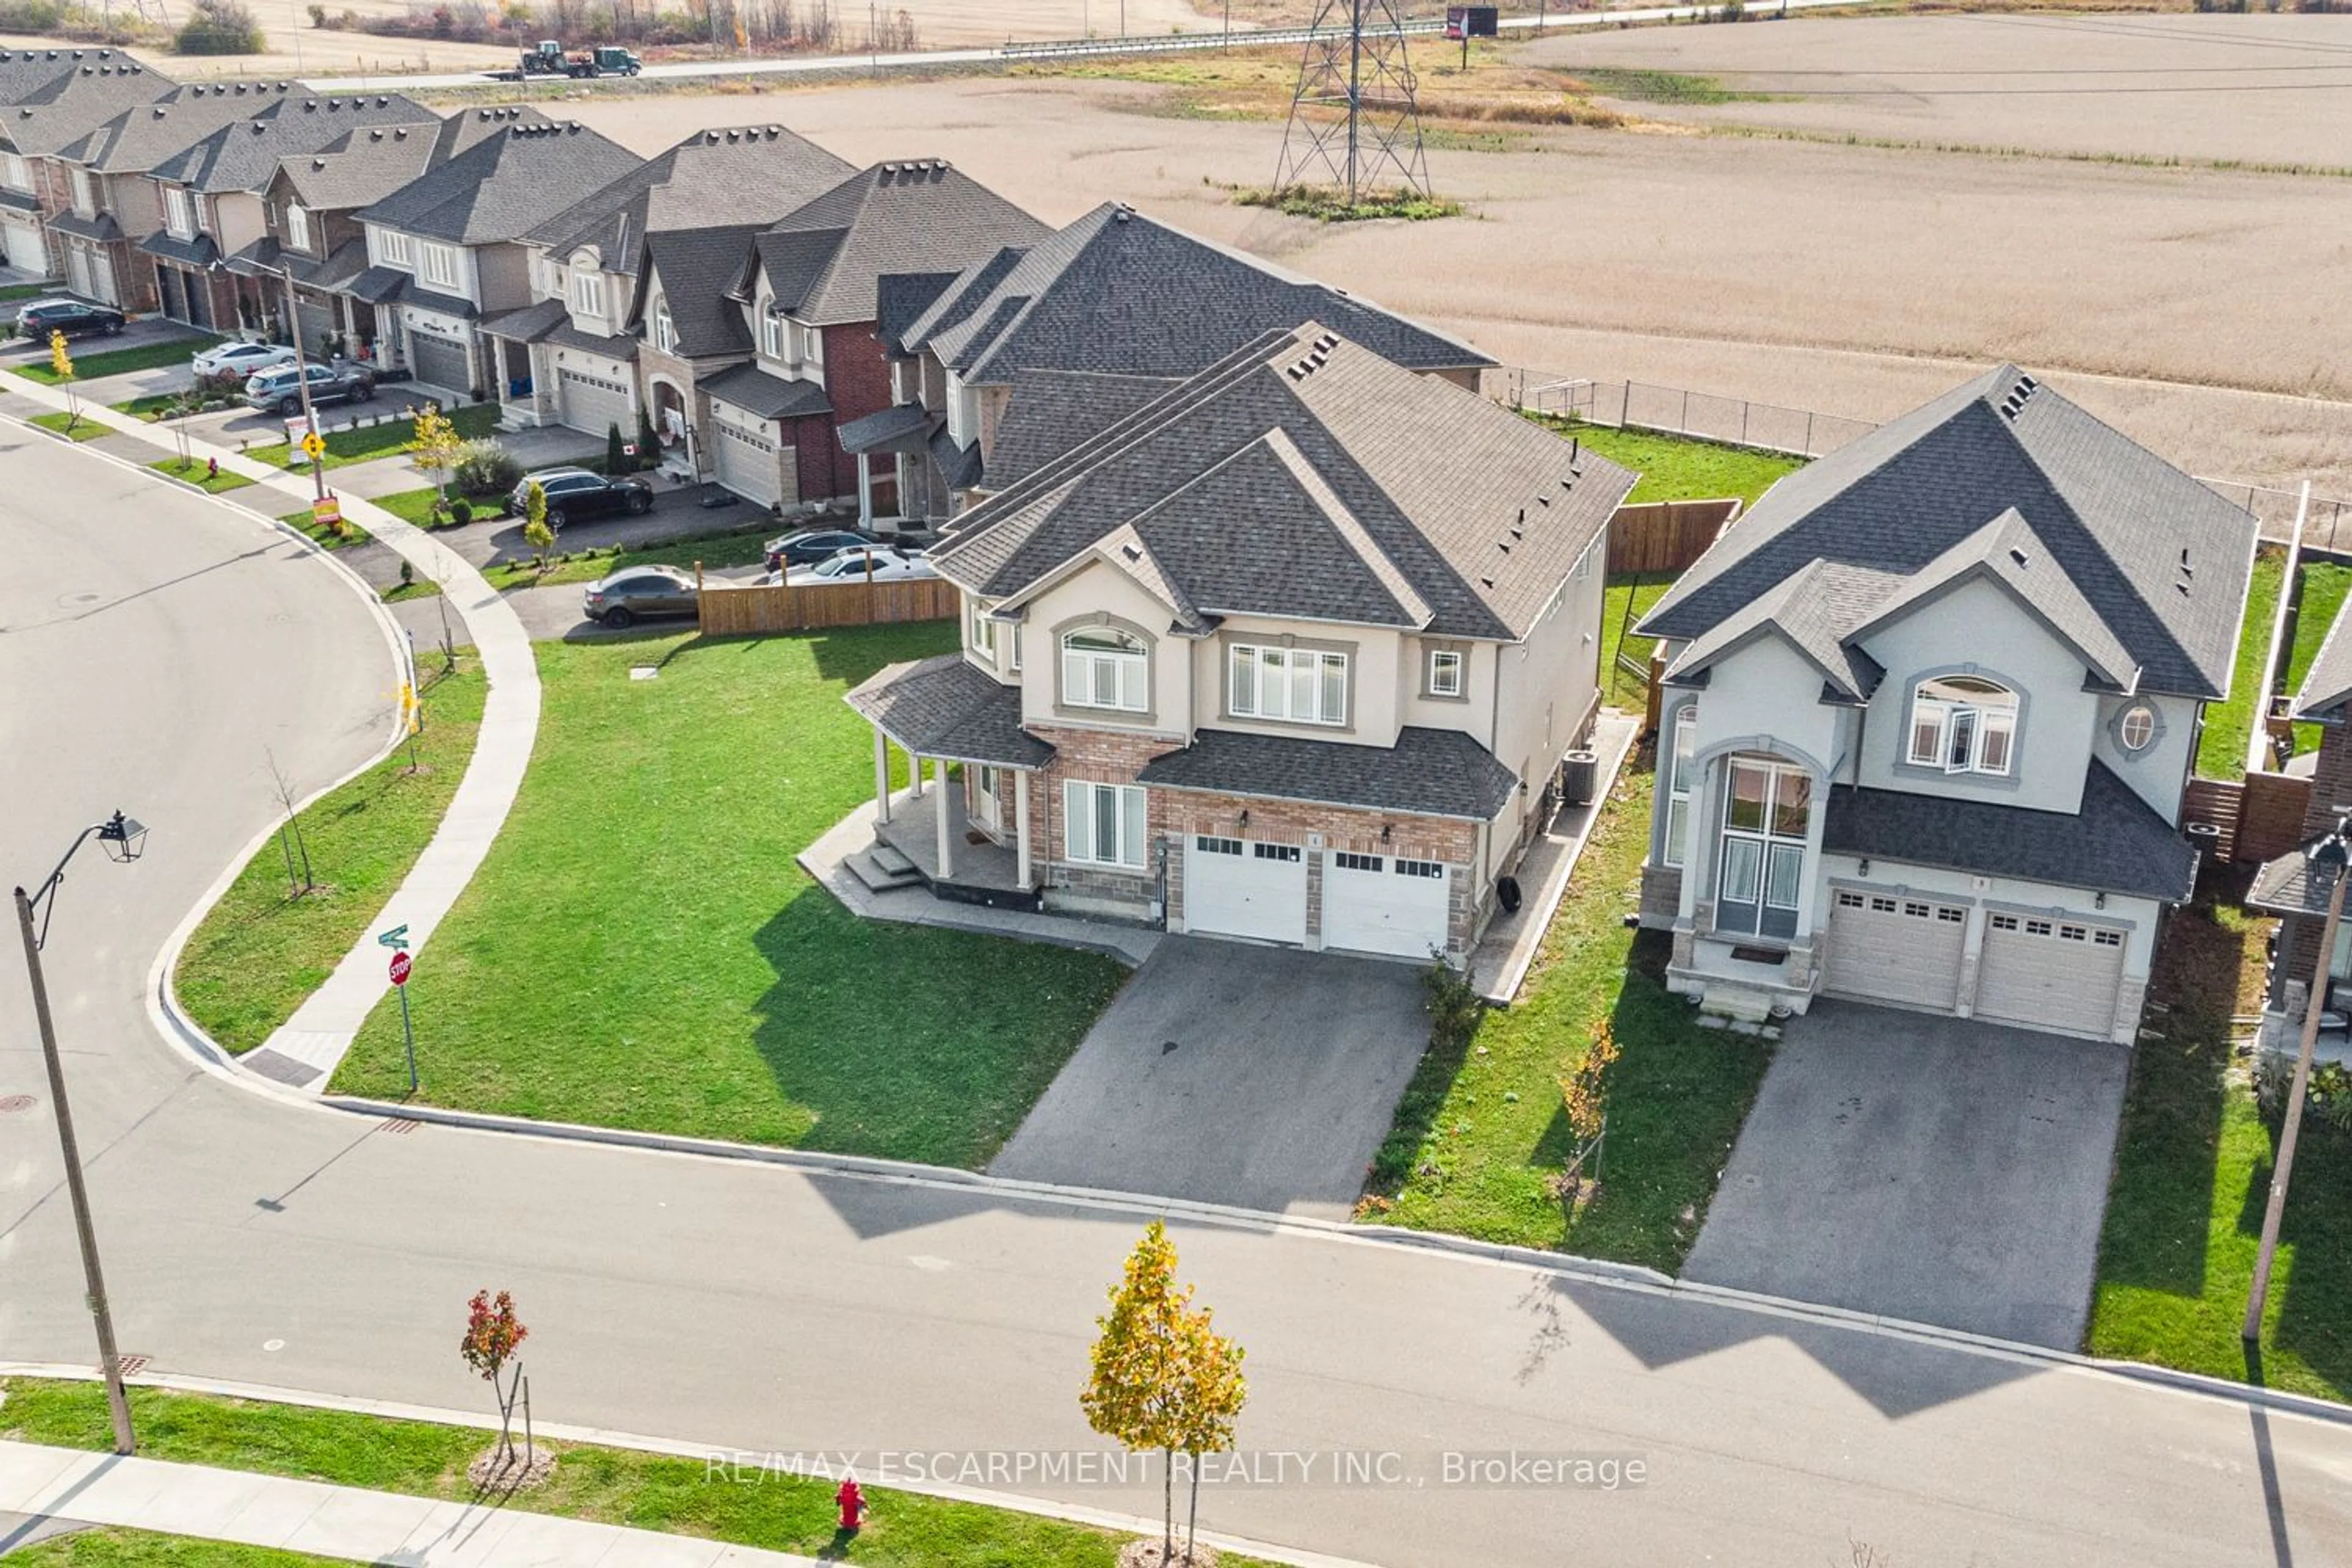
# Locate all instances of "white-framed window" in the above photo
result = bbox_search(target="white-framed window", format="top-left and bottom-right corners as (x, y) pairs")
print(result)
(69, 167), (94, 215)
(570, 268), (605, 318)
(650, 295), (676, 353)
(1009, 621), (1024, 673)
(377, 228), (411, 268)
(1907, 675), (2018, 777)
(1064, 780), (1148, 869)
(163, 186), (193, 238)
(1427, 647), (1464, 699)
(2, 153), (27, 191)
(761, 301), (785, 360)
(969, 598), (996, 658)
(194, 193), (209, 233)
(804, 323), (824, 375)
(418, 241), (460, 290)
(1062, 627), (1148, 714)
(285, 203), (312, 252)
(2117, 703), (2157, 753)
(1717, 756), (1809, 941)
(1663, 703), (1697, 869)
(1229, 643), (1348, 727)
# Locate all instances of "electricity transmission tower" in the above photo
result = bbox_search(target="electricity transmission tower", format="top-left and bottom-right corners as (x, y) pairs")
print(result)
(1273, 0), (1430, 205)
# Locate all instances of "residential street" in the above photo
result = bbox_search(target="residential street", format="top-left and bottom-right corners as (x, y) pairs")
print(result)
(1, 429), (2348, 1567)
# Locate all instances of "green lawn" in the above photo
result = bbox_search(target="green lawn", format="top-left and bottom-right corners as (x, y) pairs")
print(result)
(8, 332), (219, 383)
(1600, 573), (1675, 708)
(1526, 417), (1806, 508)
(148, 455), (254, 494)
(246, 401), (498, 471)
(484, 524), (772, 590)
(2283, 560), (2352, 755)
(276, 508), (373, 552)
(1363, 761), (1773, 1271)
(2199, 552), (2284, 779)
(175, 660), (485, 1054)
(2086, 892), (2350, 1403)
(29, 409), (108, 441)
(327, 627), (1128, 1167)
(0, 1381), (1268, 1568)
(0, 281), (48, 304)
(8, 1531), (336, 1567)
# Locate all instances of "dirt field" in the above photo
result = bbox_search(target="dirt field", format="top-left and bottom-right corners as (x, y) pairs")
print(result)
(556, 45), (2352, 495)
(1531, 12), (2352, 168)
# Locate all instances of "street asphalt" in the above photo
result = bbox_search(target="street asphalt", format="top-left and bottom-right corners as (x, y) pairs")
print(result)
(1683, 1002), (2133, 1350)
(0, 421), (2348, 1567)
(990, 938), (1428, 1218)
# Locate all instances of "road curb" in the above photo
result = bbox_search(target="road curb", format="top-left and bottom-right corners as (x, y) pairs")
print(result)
(0, 1365), (1388, 1568)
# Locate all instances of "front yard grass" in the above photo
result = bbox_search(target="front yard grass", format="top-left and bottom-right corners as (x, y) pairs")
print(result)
(1527, 417), (1805, 508)
(0, 1380), (1272, 1568)
(2086, 883), (2350, 1402)
(175, 658), (485, 1055)
(483, 524), (772, 590)
(9, 1531), (333, 1566)
(1361, 758), (1773, 1272)
(8, 332), (218, 383)
(28, 409), (108, 440)
(327, 625), (1128, 1168)
(246, 401), (497, 471)
(148, 455), (254, 494)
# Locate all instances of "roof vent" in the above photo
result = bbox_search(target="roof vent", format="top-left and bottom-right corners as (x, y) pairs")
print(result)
(1536, 492), (1550, 507)
(1121, 543), (1142, 562)
(2008, 546), (2030, 568)
(1997, 373), (2041, 423)
(1480, 576), (1496, 589)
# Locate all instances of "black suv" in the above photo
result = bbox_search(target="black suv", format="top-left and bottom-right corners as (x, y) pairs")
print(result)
(17, 298), (126, 341)
(508, 467), (654, 527)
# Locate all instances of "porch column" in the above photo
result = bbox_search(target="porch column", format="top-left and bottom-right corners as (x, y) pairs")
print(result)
(934, 756), (954, 880)
(491, 337), (508, 403)
(857, 452), (875, 527)
(1014, 769), (1032, 889)
(873, 728), (891, 825)
(908, 741), (924, 797)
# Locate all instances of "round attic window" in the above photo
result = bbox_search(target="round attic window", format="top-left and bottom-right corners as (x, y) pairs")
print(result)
(2118, 704), (2158, 753)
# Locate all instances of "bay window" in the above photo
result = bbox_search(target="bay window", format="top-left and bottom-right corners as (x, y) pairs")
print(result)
(570, 268), (605, 317)
(1229, 643), (1348, 727)
(1061, 627), (1148, 713)
(1907, 675), (2018, 777)
(1064, 780), (1148, 869)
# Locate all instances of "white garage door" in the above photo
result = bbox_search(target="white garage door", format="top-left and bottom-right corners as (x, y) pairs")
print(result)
(558, 366), (632, 440)
(1824, 889), (1968, 1012)
(713, 417), (780, 508)
(89, 249), (116, 305)
(65, 246), (91, 299)
(1974, 913), (2126, 1040)
(1183, 835), (1306, 946)
(1322, 850), (1451, 960)
(1, 215), (43, 274)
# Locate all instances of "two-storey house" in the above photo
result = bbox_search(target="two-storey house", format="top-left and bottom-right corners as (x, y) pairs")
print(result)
(226, 107), (544, 362)
(2248, 597), (2352, 1065)
(48, 81), (309, 313)
(843, 323), (1634, 962)
(638, 158), (1046, 513)
(0, 55), (174, 294)
(339, 117), (639, 401)
(1635, 366), (2258, 1044)
(141, 91), (434, 338)
(484, 123), (850, 441)
(870, 202), (1495, 523)
(0, 48), (166, 274)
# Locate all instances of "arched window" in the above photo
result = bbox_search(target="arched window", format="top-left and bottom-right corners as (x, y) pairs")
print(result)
(650, 295), (675, 354)
(1062, 626), (1148, 713)
(1908, 675), (2018, 777)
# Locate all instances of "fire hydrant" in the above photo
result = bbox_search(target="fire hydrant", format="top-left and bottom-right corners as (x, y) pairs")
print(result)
(206, 456), (218, 481)
(835, 1477), (867, 1532)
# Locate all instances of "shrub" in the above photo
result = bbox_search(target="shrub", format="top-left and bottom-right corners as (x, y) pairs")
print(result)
(605, 420), (630, 477)
(1422, 959), (1483, 1053)
(449, 497), (474, 526)
(452, 437), (523, 497)
(174, 0), (265, 53)
(307, 1), (325, 21)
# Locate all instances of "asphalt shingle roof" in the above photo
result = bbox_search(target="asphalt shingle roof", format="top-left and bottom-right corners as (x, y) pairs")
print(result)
(1823, 760), (2198, 901)
(1, 59), (168, 157)
(64, 81), (308, 174)
(1642, 366), (2258, 700)
(902, 202), (1493, 386)
(356, 120), (641, 246)
(1138, 726), (1520, 821)
(932, 325), (1630, 643)
(277, 107), (544, 213)
(984, 369), (1179, 490)
(746, 159), (1049, 328)
(702, 361), (831, 420)
(845, 655), (1054, 767)
(638, 225), (758, 357)
(0, 48), (153, 108)
(2294, 594), (2352, 720)
(150, 92), (432, 194)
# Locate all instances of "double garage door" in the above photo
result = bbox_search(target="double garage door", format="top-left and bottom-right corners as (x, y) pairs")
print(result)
(1182, 839), (1450, 959)
(1825, 888), (2126, 1040)
(558, 367), (633, 440)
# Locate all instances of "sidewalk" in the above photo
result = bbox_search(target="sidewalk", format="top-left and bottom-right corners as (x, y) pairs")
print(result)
(0, 373), (542, 1096)
(0, 1440), (826, 1566)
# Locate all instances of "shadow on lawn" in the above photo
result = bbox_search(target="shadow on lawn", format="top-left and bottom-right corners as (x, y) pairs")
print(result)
(2239, 1110), (2352, 1398)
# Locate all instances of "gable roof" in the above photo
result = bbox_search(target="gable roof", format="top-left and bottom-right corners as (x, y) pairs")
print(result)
(151, 92), (433, 194)
(742, 159), (1049, 328)
(356, 119), (641, 245)
(61, 80), (307, 173)
(903, 202), (1493, 387)
(1641, 366), (2258, 701)
(929, 324), (1634, 642)
(527, 123), (851, 281)
(276, 106), (544, 213)
(2293, 593), (2352, 721)
(0, 58), (169, 157)
(636, 225), (761, 357)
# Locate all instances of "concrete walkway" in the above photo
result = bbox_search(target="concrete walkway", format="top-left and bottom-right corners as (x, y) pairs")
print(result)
(0, 1440), (824, 1566)
(1, 372), (543, 1094)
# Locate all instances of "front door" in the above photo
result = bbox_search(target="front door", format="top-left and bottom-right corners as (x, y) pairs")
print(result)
(1716, 757), (1809, 941)
(973, 766), (1002, 836)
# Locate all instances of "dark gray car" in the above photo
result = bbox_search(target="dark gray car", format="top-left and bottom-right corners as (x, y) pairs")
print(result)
(582, 565), (696, 628)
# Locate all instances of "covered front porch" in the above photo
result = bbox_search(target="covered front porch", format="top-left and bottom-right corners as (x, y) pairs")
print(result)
(837, 402), (933, 533)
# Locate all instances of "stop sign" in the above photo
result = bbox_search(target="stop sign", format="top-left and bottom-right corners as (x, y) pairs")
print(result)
(388, 951), (413, 986)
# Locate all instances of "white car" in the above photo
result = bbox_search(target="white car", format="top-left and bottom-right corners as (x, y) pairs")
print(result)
(194, 340), (300, 380)
(775, 546), (938, 587)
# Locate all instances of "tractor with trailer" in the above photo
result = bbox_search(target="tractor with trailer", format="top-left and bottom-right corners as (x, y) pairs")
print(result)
(490, 41), (643, 80)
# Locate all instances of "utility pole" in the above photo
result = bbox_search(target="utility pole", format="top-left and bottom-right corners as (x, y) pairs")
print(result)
(1345, 0), (1363, 203)
(279, 264), (326, 504)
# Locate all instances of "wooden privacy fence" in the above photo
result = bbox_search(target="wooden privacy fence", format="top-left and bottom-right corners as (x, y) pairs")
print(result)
(2183, 777), (2244, 865)
(698, 576), (958, 636)
(1607, 498), (1741, 576)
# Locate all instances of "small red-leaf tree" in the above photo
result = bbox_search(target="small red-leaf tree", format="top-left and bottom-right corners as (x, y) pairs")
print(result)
(460, 1288), (530, 1466)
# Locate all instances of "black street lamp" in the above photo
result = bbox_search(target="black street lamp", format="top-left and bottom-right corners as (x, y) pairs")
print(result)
(13, 808), (148, 1455)
(2244, 814), (2350, 1342)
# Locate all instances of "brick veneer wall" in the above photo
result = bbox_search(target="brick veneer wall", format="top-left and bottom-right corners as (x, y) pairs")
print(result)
(2301, 722), (2352, 838)
(2239, 769), (2313, 868)
(820, 320), (892, 506)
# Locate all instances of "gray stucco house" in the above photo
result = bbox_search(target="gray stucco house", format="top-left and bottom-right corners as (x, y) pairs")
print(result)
(1636, 366), (2258, 1043)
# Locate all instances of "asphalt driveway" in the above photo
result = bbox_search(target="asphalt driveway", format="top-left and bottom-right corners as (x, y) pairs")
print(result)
(989, 937), (1429, 1218)
(1683, 1000), (2130, 1349)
